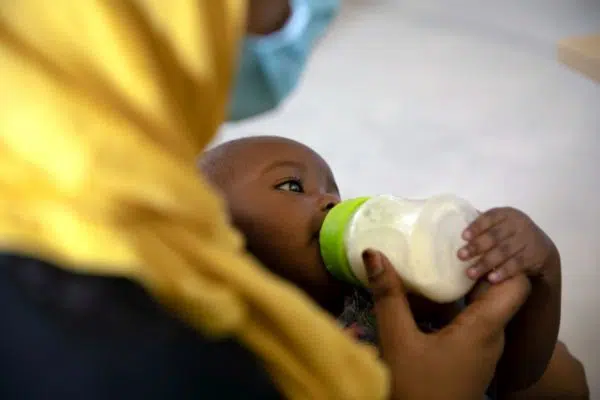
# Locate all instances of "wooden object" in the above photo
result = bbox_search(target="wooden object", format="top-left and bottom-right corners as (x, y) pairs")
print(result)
(558, 33), (600, 83)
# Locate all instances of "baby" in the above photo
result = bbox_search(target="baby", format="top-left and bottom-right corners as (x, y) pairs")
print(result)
(200, 135), (562, 397)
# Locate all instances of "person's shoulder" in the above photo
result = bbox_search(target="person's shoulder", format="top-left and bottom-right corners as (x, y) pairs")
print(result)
(0, 253), (283, 399)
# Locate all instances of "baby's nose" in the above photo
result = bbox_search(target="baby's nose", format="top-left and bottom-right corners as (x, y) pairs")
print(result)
(320, 193), (340, 212)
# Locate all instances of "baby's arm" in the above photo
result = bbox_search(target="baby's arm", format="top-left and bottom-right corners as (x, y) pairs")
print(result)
(459, 208), (561, 393)
(497, 242), (561, 394)
(504, 341), (589, 399)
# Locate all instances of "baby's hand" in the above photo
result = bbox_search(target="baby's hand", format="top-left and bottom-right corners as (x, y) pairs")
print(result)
(457, 207), (556, 283)
(343, 323), (365, 341)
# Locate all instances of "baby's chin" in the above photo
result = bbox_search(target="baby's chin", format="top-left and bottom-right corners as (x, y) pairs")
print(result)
(292, 245), (353, 316)
(307, 274), (352, 316)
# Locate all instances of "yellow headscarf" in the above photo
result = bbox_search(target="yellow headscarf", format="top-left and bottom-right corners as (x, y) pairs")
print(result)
(0, 1), (388, 399)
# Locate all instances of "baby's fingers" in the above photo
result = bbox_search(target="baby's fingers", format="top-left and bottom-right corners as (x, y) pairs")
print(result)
(462, 208), (509, 241)
(467, 238), (525, 280)
(487, 252), (526, 283)
(458, 223), (514, 261)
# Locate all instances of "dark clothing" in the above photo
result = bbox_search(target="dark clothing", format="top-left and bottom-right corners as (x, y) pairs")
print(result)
(0, 253), (281, 400)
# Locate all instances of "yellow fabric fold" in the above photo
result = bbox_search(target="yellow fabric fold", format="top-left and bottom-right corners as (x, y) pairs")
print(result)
(0, 1), (389, 399)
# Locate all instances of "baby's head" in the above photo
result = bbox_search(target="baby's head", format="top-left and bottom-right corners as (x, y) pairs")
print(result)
(200, 135), (461, 330)
(200, 136), (351, 315)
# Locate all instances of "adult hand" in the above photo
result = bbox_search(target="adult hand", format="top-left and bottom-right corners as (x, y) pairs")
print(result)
(363, 250), (531, 400)
(246, 0), (291, 35)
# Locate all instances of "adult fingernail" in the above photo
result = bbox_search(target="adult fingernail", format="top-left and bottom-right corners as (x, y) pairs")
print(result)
(362, 250), (384, 279)
(462, 230), (472, 240)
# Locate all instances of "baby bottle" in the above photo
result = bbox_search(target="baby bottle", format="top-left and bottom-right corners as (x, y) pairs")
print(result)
(319, 194), (479, 303)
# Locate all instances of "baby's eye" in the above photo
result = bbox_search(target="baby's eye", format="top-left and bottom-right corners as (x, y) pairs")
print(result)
(275, 179), (304, 193)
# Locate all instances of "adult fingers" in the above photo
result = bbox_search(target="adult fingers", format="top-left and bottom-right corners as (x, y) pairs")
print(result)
(363, 250), (421, 347)
(450, 274), (532, 344)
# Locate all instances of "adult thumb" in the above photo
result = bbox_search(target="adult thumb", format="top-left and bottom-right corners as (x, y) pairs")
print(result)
(363, 250), (404, 300)
(362, 250), (420, 341)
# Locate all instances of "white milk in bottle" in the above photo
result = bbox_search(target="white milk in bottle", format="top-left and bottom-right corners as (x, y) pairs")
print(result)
(319, 194), (479, 303)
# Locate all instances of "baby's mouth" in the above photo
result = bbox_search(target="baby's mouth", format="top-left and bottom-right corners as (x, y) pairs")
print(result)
(311, 230), (322, 246)
(309, 232), (320, 246)
(310, 231), (326, 266)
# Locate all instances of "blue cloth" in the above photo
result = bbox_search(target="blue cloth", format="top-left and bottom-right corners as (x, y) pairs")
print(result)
(228, 0), (340, 121)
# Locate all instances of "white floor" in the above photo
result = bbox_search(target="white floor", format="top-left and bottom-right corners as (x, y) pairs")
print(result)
(217, 0), (600, 394)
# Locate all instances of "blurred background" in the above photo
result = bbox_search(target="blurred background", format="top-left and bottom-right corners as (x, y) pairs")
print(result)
(215, 0), (600, 394)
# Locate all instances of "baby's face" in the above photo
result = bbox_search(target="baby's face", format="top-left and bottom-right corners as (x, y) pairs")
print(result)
(205, 137), (351, 314)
